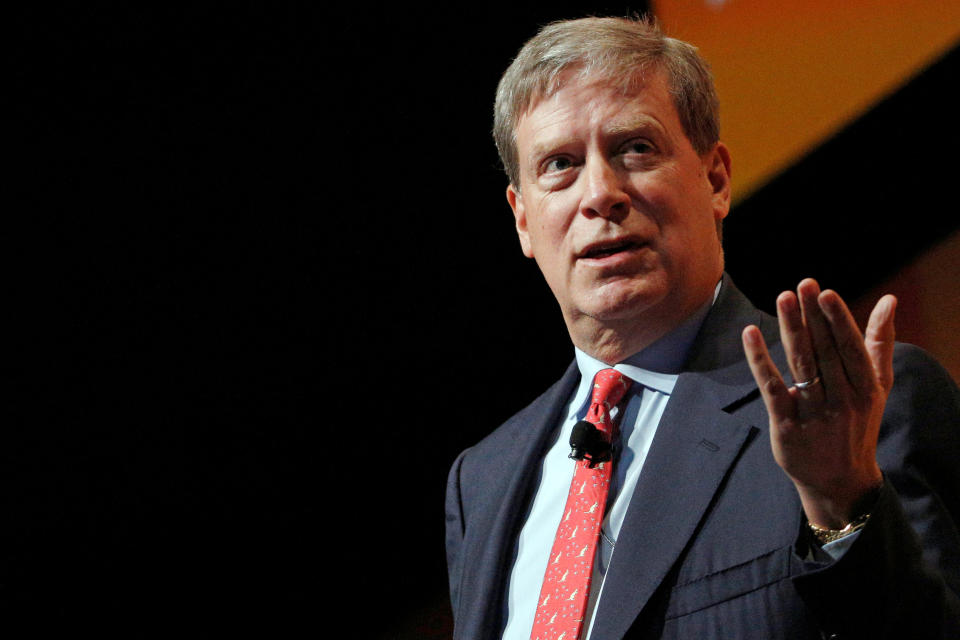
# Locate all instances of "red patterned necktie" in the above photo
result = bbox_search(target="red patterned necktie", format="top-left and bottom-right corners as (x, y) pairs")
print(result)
(530, 368), (632, 640)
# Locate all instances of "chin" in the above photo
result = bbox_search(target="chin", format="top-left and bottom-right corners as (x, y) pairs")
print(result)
(579, 278), (670, 323)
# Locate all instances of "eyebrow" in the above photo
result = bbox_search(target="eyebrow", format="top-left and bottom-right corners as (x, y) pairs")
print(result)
(605, 115), (664, 139)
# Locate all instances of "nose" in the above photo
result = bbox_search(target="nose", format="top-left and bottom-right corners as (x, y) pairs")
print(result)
(579, 157), (630, 221)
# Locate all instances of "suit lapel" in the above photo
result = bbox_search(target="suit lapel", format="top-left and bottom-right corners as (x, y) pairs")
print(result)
(590, 276), (782, 639)
(590, 372), (759, 639)
(454, 362), (580, 640)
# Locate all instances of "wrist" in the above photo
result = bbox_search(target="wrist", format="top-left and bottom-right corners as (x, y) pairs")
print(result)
(804, 481), (883, 545)
(807, 510), (871, 545)
(796, 468), (883, 529)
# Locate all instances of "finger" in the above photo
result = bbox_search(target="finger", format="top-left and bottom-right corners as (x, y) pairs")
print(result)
(776, 290), (820, 389)
(742, 325), (794, 424)
(797, 279), (847, 400)
(864, 294), (897, 394)
(818, 289), (876, 397)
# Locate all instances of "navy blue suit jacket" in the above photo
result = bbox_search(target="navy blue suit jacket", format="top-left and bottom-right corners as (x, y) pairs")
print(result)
(446, 276), (960, 639)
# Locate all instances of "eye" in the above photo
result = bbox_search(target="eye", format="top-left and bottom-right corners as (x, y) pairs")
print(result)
(621, 139), (653, 155)
(619, 138), (658, 170)
(544, 156), (574, 173)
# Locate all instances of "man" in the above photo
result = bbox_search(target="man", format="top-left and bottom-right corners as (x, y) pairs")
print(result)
(445, 16), (960, 640)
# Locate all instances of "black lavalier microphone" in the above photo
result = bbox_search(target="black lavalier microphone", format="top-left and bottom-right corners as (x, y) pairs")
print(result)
(568, 420), (612, 468)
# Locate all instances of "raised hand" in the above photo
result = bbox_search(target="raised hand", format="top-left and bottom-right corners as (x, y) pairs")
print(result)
(741, 278), (897, 528)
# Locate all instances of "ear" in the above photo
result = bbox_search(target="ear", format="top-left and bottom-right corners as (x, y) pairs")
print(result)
(506, 183), (535, 258)
(705, 142), (732, 223)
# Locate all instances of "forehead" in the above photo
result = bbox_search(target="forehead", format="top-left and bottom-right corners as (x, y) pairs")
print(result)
(515, 70), (684, 151)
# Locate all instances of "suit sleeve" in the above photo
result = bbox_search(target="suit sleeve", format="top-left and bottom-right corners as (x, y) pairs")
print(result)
(445, 448), (469, 617)
(792, 344), (960, 639)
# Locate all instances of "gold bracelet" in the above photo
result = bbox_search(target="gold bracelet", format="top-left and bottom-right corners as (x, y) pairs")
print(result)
(807, 511), (871, 544)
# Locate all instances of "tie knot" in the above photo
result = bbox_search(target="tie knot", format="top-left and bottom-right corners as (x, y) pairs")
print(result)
(591, 368), (632, 409)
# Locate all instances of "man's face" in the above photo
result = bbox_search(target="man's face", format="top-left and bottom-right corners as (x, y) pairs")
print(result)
(507, 70), (732, 347)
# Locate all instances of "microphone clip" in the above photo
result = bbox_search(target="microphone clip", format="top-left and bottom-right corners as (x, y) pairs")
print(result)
(568, 420), (613, 468)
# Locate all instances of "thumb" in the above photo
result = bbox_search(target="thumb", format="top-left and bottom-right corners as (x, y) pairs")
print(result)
(865, 294), (897, 394)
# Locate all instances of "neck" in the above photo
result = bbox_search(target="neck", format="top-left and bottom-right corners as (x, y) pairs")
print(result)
(572, 321), (671, 365)
(567, 283), (720, 365)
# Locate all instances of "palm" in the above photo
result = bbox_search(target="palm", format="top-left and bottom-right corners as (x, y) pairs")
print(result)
(742, 279), (895, 528)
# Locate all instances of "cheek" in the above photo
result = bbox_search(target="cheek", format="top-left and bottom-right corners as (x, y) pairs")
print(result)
(631, 169), (683, 209)
(647, 170), (713, 225)
(646, 194), (719, 260)
(531, 196), (577, 246)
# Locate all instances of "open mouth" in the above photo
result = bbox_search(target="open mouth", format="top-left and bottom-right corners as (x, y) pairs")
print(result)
(581, 239), (641, 259)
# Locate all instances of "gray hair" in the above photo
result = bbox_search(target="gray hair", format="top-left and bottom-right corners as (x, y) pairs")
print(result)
(493, 16), (720, 188)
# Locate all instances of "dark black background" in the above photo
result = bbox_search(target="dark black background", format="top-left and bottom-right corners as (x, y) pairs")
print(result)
(9, 4), (958, 637)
